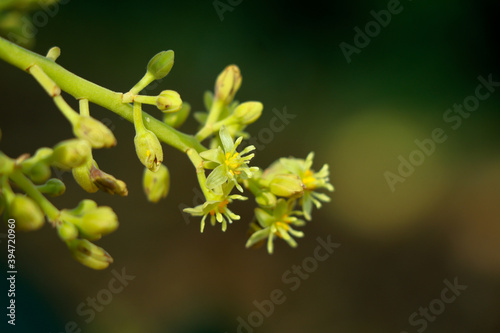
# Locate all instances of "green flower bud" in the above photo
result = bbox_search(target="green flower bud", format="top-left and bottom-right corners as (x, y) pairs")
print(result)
(89, 165), (128, 196)
(233, 101), (263, 125)
(164, 102), (191, 128)
(134, 129), (163, 172)
(22, 147), (53, 183)
(143, 164), (170, 203)
(269, 174), (304, 198)
(67, 199), (97, 216)
(156, 90), (183, 113)
(51, 139), (91, 170)
(147, 50), (175, 80)
(72, 158), (99, 193)
(215, 65), (242, 104)
(255, 191), (277, 209)
(76, 206), (119, 241)
(9, 195), (45, 231)
(57, 221), (78, 241)
(25, 162), (51, 183)
(37, 178), (66, 197)
(67, 239), (113, 270)
(73, 116), (116, 148)
(63, 204), (118, 241)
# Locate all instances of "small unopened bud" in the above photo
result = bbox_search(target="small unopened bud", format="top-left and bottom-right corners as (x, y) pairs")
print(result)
(233, 101), (263, 125)
(269, 174), (304, 198)
(76, 206), (119, 241)
(10, 195), (45, 231)
(26, 162), (51, 183)
(143, 164), (170, 203)
(255, 191), (277, 209)
(51, 139), (91, 170)
(68, 199), (97, 216)
(72, 158), (98, 193)
(67, 239), (113, 270)
(73, 116), (116, 148)
(89, 165), (128, 196)
(164, 102), (191, 128)
(156, 90), (183, 113)
(37, 178), (66, 197)
(134, 129), (163, 172)
(215, 65), (242, 104)
(22, 147), (53, 183)
(57, 221), (78, 241)
(147, 50), (175, 80)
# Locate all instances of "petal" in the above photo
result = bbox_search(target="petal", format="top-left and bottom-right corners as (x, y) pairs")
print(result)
(233, 136), (243, 152)
(240, 145), (256, 156)
(200, 214), (207, 232)
(219, 125), (234, 152)
(200, 149), (221, 163)
(302, 193), (313, 221)
(304, 152), (315, 171)
(205, 165), (228, 189)
(245, 228), (270, 248)
(279, 157), (302, 176)
(267, 232), (275, 254)
(255, 208), (274, 227)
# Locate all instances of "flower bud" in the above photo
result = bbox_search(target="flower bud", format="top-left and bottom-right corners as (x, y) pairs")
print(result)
(147, 50), (175, 80)
(215, 65), (242, 104)
(68, 199), (97, 216)
(57, 221), (78, 241)
(9, 195), (45, 231)
(255, 191), (277, 209)
(73, 116), (116, 148)
(37, 178), (66, 197)
(269, 174), (304, 198)
(72, 158), (99, 193)
(74, 206), (119, 241)
(156, 90), (183, 113)
(26, 162), (51, 183)
(134, 129), (163, 172)
(22, 147), (53, 183)
(67, 239), (113, 270)
(143, 164), (170, 203)
(51, 139), (91, 170)
(89, 166), (128, 196)
(233, 101), (263, 125)
(164, 102), (191, 128)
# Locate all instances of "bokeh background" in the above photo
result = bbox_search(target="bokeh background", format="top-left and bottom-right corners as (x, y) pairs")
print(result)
(1, 0), (500, 332)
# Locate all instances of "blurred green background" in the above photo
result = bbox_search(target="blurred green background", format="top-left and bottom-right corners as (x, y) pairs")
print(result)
(1, 0), (500, 332)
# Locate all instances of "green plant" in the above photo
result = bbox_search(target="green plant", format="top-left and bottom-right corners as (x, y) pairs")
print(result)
(0, 1), (333, 270)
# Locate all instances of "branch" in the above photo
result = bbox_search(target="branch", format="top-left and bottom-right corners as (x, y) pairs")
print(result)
(0, 36), (205, 153)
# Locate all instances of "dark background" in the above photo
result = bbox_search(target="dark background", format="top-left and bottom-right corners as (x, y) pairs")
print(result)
(1, 0), (500, 332)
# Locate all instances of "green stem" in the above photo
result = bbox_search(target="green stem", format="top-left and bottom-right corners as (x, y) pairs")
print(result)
(133, 102), (145, 132)
(0, 36), (205, 153)
(186, 148), (210, 200)
(9, 170), (60, 221)
(195, 115), (237, 141)
(196, 99), (225, 141)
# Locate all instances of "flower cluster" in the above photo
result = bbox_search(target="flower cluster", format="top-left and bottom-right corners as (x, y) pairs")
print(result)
(182, 65), (334, 253)
(1, 36), (334, 272)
